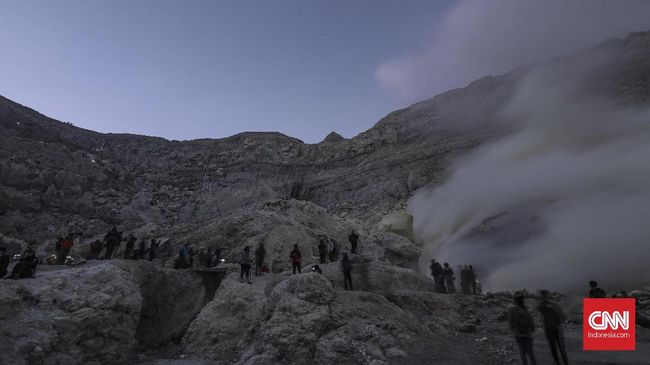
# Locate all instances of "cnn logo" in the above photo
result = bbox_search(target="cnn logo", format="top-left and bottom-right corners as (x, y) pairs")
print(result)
(587, 311), (629, 330)
(583, 298), (635, 351)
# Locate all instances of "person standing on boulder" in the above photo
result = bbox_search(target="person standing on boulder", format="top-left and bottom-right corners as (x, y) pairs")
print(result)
(124, 235), (136, 259)
(508, 292), (537, 365)
(56, 233), (74, 264)
(348, 230), (359, 254)
(254, 242), (266, 276)
(104, 226), (122, 259)
(0, 247), (10, 278)
(341, 253), (353, 290)
(239, 246), (252, 283)
(290, 244), (302, 274)
(318, 238), (327, 264)
(537, 290), (568, 365)
(442, 263), (455, 293)
(429, 259), (445, 293)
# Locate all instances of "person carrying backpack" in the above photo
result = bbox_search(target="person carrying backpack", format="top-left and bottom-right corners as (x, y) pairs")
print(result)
(429, 259), (445, 293)
(290, 244), (302, 274)
(508, 292), (537, 365)
(442, 263), (455, 293)
(537, 290), (568, 365)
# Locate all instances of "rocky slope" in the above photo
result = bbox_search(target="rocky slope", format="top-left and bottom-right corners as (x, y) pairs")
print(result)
(1, 31), (650, 364)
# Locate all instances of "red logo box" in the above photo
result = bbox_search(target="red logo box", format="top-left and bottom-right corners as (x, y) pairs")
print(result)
(583, 298), (635, 351)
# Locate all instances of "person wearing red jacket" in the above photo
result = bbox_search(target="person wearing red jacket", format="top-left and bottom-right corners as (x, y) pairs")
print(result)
(290, 244), (302, 274)
(56, 233), (74, 265)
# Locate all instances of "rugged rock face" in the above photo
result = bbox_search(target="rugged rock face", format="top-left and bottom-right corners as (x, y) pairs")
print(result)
(1, 31), (650, 364)
(0, 261), (212, 365)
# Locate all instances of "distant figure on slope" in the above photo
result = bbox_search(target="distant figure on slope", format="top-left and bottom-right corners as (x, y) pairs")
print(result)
(87, 239), (103, 260)
(124, 235), (136, 259)
(460, 265), (472, 294)
(469, 265), (477, 295)
(176, 243), (190, 269)
(149, 239), (158, 261)
(318, 238), (327, 264)
(588, 281), (606, 298)
(508, 292), (537, 365)
(56, 233), (74, 264)
(0, 247), (10, 278)
(327, 239), (337, 262)
(442, 263), (455, 294)
(348, 230), (359, 254)
(104, 226), (122, 259)
(10, 248), (38, 279)
(254, 243), (266, 276)
(537, 290), (568, 365)
(341, 253), (353, 290)
(429, 259), (445, 293)
(290, 244), (302, 274)
(239, 246), (251, 284)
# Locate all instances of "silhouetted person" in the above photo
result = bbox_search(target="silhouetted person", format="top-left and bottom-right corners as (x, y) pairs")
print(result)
(254, 243), (266, 276)
(176, 243), (190, 269)
(87, 239), (103, 260)
(348, 230), (359, 254)
(0, 247), (9, 278)
(212, 246), (222, 266)
(56, 233), (74, 264)
(460, 265), (472, 294)
(318, 239), (327, 264)
(341, 253), (353, 290)
(290, 244), (302, 274)
(124, 235), (136, 259)
(328, 239), (338, 262)
(196, 247), (209, 267)
(10, 249), (38, 279)
(239, 246), (251, 283)
(443, 263), (455, 293)
(312, 264), (322, 274)
(429, 259), (445, 293)
(588, 281), (606, 298)
(104, 226), (122, 259)
(537, 290), (568, 365)
(469, 265), (477, 295)
(508, 293), (537, 365)
(149, 239), (158, 261)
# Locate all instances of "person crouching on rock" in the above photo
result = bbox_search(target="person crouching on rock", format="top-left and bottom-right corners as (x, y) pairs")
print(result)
(239, 246), (251, 284)
(56, 233), (74, 265)
(10, 248), (38, 279)
(290, 244), (302, 274)
(341, 253), (353, 290)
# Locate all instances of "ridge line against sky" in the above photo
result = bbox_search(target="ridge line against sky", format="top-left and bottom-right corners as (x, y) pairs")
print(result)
(1, 0), (649, 143)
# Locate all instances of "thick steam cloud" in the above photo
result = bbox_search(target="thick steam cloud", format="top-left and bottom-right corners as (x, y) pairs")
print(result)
(409, 53), (650, 293)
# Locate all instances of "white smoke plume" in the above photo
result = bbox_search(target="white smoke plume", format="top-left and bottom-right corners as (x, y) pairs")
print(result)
(408, 50), (650, 294)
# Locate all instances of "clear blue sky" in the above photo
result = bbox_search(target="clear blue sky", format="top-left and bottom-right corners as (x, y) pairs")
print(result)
(0, 0), (452, 142)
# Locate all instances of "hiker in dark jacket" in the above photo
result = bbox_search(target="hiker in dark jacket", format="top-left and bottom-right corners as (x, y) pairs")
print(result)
(537, 290), (568, 365)
(254, 243), (266, 276)
(341, 253), (353, 290)
(10, 249), (38, 279)
(87, 239), (103, 260)
(124, 235), (136, 259)
(104, 226), (122, 259)
(443, 263), (455, 293)
(318, 239), (327, 264)
(0, 247), (10, 278)
(290, 244), (302, 274)
(56, 233), (74, 264)
(239, 246), (251, 283)
(429, 259), (445, 293)
(508, 292), (537, 365)
(588, 280), (606, 298)
(348, 230), (359, 254)
(149, 239), (158, 261)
